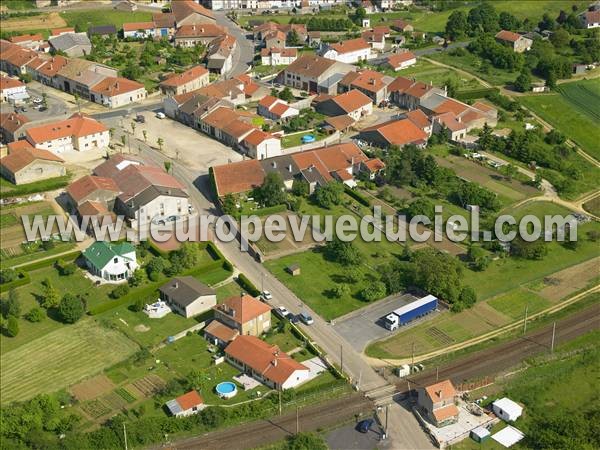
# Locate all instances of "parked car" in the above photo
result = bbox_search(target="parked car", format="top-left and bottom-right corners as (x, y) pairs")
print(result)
(357, 419), (374, 433)
(261, 291), (273, 301)
(299, 312), (313, 325)
(136, 114), (145, 123)
(32, 97), (42, 104)
(156, 112), (166, 119)
(276, 306), (290, 318)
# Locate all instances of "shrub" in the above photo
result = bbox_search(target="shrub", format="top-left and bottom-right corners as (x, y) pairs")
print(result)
(58, 294), (85, 324)
(110, 284), (130, 299)
(344, 186), (370, 207)
(4, 316), (19, 337)
(0, 268), (18, 284)
(25, 307), (45, 322)
(237, 273), (260, 297)
(360, 281), (386, 302)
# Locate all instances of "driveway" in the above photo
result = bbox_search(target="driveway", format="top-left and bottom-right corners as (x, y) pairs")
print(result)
(12, 82), (72, 122)
(326, 420), (386, 450)
(332, 294), (420, 352)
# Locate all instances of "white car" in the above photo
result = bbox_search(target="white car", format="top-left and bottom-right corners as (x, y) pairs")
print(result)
(156, 112), (166, 119)
(276, 306), (290, 318)
(261, 291), (273, 301)
(32, 97), (42, 104)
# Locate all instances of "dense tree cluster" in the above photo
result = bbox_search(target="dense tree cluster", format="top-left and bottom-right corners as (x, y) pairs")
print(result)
(324, 236), (362, 266)
(313, 181), (344, 209)
(254, 172), (287, 207)
(468, 35), (524, 70)
(289, 16), (354, 31)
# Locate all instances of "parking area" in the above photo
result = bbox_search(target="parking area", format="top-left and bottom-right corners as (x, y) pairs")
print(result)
(110, 112), (243, 174)
(333, 293), (441, 352)
(326, 418), (387, 450)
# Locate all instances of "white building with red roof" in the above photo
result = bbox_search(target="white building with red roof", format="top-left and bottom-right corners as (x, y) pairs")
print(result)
(224, 335), (310, 390)
(0, 112), (29, 143)
(242, 129), (282, 160)
(260, 47), (298, 66)
(315, 89), (373, 120)
(417, 380), (459, 428)
(582, 10), (600, 28)
(386, 51), (417, 71)
(359, 118), (428, 148)
(123, 22), (156, 39)
(257, 95), (300, 121)
(0, 76), (27, 103)
(25, 113), (110, 154)
(90, 77), (147, 108)
(320, 38), (372, 64)
(159, 65), (209, 97)
(166, 390), (204, 417)
(494, 30), (532, 53)
(0, 140), (65, 185)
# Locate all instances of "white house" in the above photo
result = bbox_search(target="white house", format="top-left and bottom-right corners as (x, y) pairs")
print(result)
(242, 129), (282, 160)
(582, 10), (600, 28)
(0, 76), (28, 103)
(159, 277), (216, 318)
(386, 51), (417, 71)
(90, 77), (147, 108)
(257, 95), (299, 121)
(492, 398), (523, 422)
(25, 113), (110, 154)
(165, 390), (204, 417)
(224, 335), (310, 390)
(123, 22), (156, 39)
(260, 47), (298, 66)
(82, 241), (138, 282)
(320, 38), (371, 64)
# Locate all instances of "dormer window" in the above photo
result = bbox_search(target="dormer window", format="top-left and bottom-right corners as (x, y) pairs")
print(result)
(113, 257), (118, 263)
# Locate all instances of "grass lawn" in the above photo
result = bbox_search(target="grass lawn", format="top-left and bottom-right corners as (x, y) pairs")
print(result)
(0, 175), (70, 199)
(520, 83), (600, 160)
(281, 130), (328, 148)
(1, 319), (139, 404)
(487, 288), (551, 320)
(61, 10), (153, 32)
(583, 196), (600, 217)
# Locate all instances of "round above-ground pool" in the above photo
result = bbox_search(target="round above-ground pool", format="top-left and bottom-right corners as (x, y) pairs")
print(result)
(301, 134), (316, 143)
(215, 381), (237, 399)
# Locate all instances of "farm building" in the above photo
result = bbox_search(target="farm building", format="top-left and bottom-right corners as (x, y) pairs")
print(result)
(166, 390), (204, 417)
(492, 398), (523, 422)
(286, 264), (301, 276)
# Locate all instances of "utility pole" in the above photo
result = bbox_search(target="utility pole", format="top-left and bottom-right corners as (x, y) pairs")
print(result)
(261, 272), (265, 293)
(296, 406), (299, 434)
(279, 390), (282, 416)
(358, 370), (362, 391)
(385, 404), (389, 439)
(551, 322), (556, 353)
(436, 366), (439, 382)
(523, 305), (529, 335)
(123, 423), (128, 450)
(411, 342), (415, 367)
(340, 345), (343, 375)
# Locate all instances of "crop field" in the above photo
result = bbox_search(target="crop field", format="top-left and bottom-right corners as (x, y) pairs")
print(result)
(520, 83), (600, 160)
(555, 79), (600, 122)
(70, 374), (116, 402)
(0, 320), (138, 404)
(487, 288), (551, 320)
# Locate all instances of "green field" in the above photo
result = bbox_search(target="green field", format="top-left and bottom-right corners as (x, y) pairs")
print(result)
(281, 130), (328, 148)
(487, 288), (551, 320)
(1, 319), (139, 404)
(62, 10), (153, 32)
(583, 196), (600, 217)
(520, 81), (600, 160)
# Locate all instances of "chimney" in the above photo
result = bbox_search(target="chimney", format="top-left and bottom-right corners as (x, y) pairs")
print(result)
(192, 24), (196, 31)
(173, 281), (179, 289)
(287, 164), (292, 172)
(272, 161), (277, 168)
(271, 359), (278, 366)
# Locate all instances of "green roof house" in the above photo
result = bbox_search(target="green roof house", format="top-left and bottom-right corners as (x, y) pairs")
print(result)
(83, 241), (138, 282)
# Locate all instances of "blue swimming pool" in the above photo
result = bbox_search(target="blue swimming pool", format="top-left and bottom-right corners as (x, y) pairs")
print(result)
(215, 381), (237, 399)
(301, 134), (316, 143)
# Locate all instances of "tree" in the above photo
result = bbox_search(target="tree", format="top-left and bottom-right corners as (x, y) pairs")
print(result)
(467, 244), (489, 271)
(164, 160), (171, 173)
(455, 286), (477, 311)
(324, 236), (362, 266)
(514, 70), (532, 92)
(406, 197), (435, 219)
(255, 172), (286, 207)
(278, 86), (294, 102)
(58, 294), (85, 324)
(511, 237), (548, 260)
(291, 179), (309, 197)
(41, 278), (60, 309)
(130, 121), (136, 135)
(110, 284), (130, 299)
(120, 134), (126, 146)
(360, 281), (386, 302)
(538, 13), (556, 31)
(146, 256), (167, 277)
(222, 193), (237, 215)
(157, 137), (164, 152)
(550, 27), (570, 48)
(331, 284), (350, 298)
(142, 130), (147, 142)
(353, 7), (366, 25)
(445, 10), (468, 40)
(500, 163), (518, 181)
(313, 182), (344, 209)
(287, 29), (302, 46)
(444, 76), (459, 97)
(284, 432), (328, 450)
(128, 268), (145, 287)
(131, 297), (146, 312)
(171, 243), (200, 269)
(5, 288), (21, 318)
(4, 316), (19, 337)
(412, 248), (463, 304)
(498, 11), (521, 30)
(0, 268), (18, 284)
(467, 2), (499, 34)
(25, 307), (45, 322)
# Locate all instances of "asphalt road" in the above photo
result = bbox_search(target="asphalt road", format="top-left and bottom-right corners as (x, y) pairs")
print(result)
(403, 303), (600, 391)
(214, 11), (255, 77)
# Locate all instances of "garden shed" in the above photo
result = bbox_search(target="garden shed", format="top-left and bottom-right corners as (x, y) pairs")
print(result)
(286, 264), (301, 276)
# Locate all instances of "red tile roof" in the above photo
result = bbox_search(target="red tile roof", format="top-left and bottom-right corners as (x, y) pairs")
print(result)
(495, 30), (522, 43)
(424, 380), (457, 402)
(51, 27), (75, 36)
(585, 10), (600, 25)
(436, 112), (466, 132)
(160, 65), (209, 88)
(329, 38), (370, 55)
(9, 34), (43, 44)
(433, 98), (470, 116)
(269, 102), (291, 118)
(117, 165), (185, 202)
(331, 89), (372, 113)
(175, 390), (203, 411)
(0, 76), (25, 90)
(90, 77), (145, 97)
(212, 159), (266, 196)
(363, 158), (385, 172)
(258, 95), (281, 109)
(433, 404), (459, 422)
(215, 294), (271, 324)
(387, 76), (414, 93)
(1, 142), (64, 173)
(35, 55), (68, 77)
(404, 81), (433, 99)
(471, 101), (496, 114)
(0, 112), (29, 134)
(243, 129), (278, 147)
(405, 109), (430, 130)
(225, 335), (308, 386)
(204, 320), (239, 343)
(340, 69), (387, 93)
(25, 114), (108, 144)
(222, 119), (255, 139)
(67, 175), (120, 203)
(175, 23), (226, 38)
(171, 0), (214, 22)
(77, 200), (112, 217)
(362, 118), (428, 146)
(285, 54), (337, 78)
(291, 142), (367, 181)
(324, 115), (355, 131)
(260, 47), (298, 57)
(123, 22), (155, 32)
(387, 51), (416, 68)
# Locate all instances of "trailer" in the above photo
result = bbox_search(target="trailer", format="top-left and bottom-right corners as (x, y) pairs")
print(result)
(383, 295), (438, 331)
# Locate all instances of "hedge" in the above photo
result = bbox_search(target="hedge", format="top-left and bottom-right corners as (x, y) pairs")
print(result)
(16, 250), (81, 272)
(146, 240), (170, 258)
(205, 241), (225, 261)
(0, 271), (30, 291)
(237, 273), (260, 296)
(89, 281), (162, 315)
(0, 175), (70, 199)
(455, 87), (499, 101)
(345, 187), (371, 207)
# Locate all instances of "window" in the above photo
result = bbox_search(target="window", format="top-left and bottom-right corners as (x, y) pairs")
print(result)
(113, 257), (118, 263)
